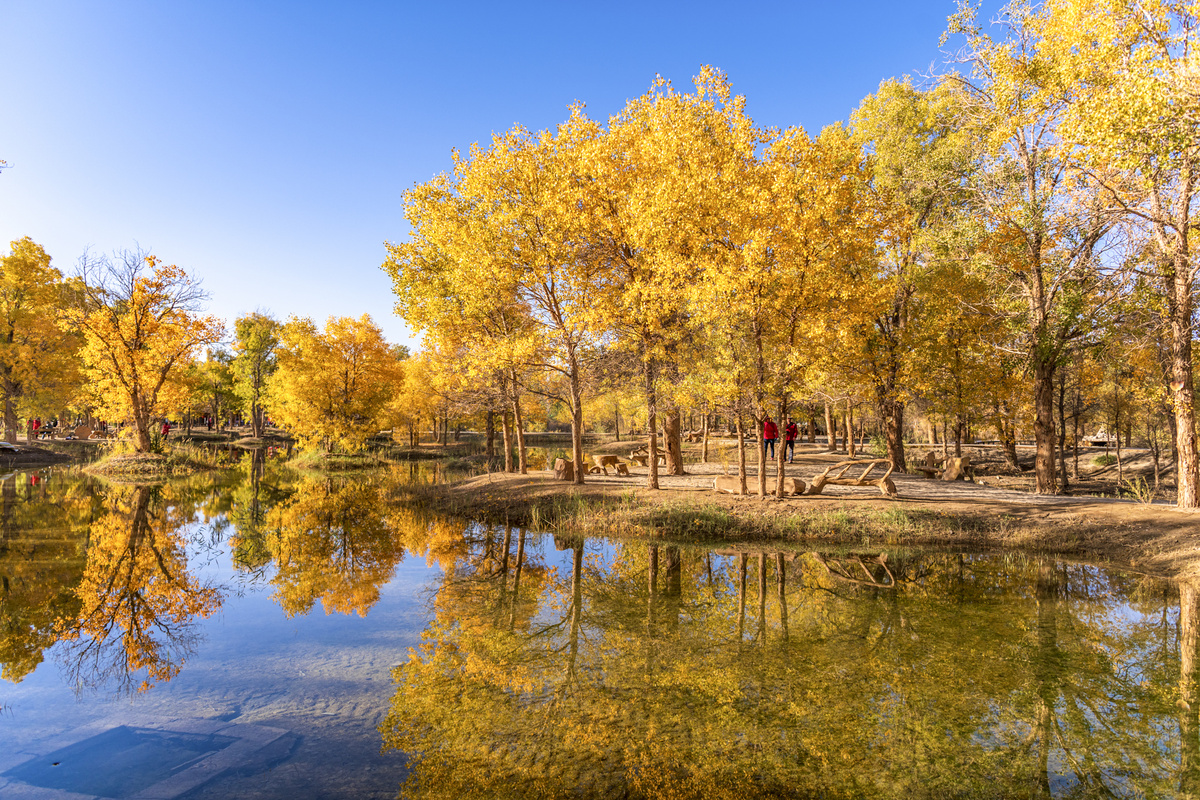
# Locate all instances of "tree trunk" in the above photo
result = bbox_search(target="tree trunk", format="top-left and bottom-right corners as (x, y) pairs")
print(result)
(845, 402), (856, 458)
(485, 410), (495, 457)
(807, 412), (816, 443)
(2, 391), (16, 445)
(1057, 370), (1070, 492)
(736, 414), (748, 495)
(775, 397), (789, 498)
(645, 361), (660, 490)
(570, 370), (585, 486)
(1032, 359), (1058, 494)
(1171, 252), (1200, 507)
(995, 402), (1020, 470)
(134, 412), (152, 452)
(512, 395), (527, 475)
(701, 413), (710, 463)
(755, 414), (767, 499)
(824, 402), (836, 453)
(502, 411), (513, 473)
(665, 407), (684, 475)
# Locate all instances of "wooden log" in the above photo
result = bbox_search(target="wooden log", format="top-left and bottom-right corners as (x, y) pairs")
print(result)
(553, 458), (574, 482)
(714, 476), (806, 496)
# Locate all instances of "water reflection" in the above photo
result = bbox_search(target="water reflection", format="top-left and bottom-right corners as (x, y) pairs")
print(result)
(0, 460), (471, 696)
(59, 483), (223, 694)
(0, 471), (94, 683)
(263, 474), (403, 617)
(383, 535), (1190, 799)
(3, 464), (1200, 797)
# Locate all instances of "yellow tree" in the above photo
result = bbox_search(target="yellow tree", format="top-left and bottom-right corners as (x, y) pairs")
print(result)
(267, 314), (405, 452)
(579, 69), (767, 488)
(1034, 0), (1200, 507)
(73, 250), (224, 452)
(385, 195), (536, 467)
(849, 79), (975, 472)
(386, 114), (602, 482)
(943, 3), (1124, 494)
(0, 238), (82, 443)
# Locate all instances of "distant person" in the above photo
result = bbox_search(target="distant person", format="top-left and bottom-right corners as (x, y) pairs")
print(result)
(161, 420), (170, 438)
(763, 416), (778, 459)
(785, 417), (798, 463)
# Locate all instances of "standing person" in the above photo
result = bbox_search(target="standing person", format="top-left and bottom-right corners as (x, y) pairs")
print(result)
(763, 416), (778, 459)
(785, 417), (799, 463)
(161, 420), (170, 439)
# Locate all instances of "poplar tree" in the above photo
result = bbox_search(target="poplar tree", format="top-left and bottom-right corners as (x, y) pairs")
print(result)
(0, 238), (80, 443)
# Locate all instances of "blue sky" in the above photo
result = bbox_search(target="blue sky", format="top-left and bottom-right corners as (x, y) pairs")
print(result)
(1, 1), (970, 349)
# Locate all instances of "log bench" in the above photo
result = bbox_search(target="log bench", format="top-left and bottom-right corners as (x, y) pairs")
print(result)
(807, 458), (897, 497)
(911, 452), (973, 481)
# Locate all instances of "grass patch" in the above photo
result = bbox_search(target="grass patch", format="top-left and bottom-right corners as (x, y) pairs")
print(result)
(85, 447), (221, 477)
(287, 448), (397, 471)
(402, 478), (995, 550)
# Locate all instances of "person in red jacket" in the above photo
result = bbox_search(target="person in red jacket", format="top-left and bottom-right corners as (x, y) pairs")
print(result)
(784, 417), (799, 463)
(763, 416), (778, 458)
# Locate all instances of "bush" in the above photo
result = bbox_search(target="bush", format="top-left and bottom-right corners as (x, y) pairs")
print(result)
(1094, 453), (1118, 467)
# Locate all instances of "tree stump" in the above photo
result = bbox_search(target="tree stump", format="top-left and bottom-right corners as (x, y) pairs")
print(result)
(942, 456), (972, 481)
(553, 458), (574, 482)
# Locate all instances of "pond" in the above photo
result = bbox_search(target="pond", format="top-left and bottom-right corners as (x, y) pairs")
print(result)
(0, 460), (1195, 799)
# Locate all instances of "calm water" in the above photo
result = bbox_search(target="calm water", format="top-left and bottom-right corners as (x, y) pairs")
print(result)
(0, 460), (1196, 799)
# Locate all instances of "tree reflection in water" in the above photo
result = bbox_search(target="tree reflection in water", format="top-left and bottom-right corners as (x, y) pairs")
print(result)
(382, 537), (1191, 799)
(1, 463), (447, 697)
(57, 484), (222, 694)
(0, 471), (94, 683)
(263, 472), (406, 617)
(4, 468), (1200, 797)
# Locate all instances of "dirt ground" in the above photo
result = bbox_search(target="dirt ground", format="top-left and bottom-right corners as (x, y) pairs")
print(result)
(427, 441), (1200, 582)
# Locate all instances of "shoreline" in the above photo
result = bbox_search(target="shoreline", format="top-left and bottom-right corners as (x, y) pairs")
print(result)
(404, 463), (1200, 582)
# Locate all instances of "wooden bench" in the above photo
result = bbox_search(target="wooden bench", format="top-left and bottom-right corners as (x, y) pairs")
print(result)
(912, 451), (944, 478)
(808, 458), (897, 497)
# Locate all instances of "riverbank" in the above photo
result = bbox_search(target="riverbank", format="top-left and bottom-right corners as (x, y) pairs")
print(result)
(403, 455), (1200, 581)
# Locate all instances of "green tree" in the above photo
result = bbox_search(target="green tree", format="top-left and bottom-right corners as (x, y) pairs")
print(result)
(232, 311), (280, 437)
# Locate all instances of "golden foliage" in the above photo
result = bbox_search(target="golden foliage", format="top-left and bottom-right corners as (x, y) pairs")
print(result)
(75, 252), (224, 451)
(267, 314), (404, 451)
